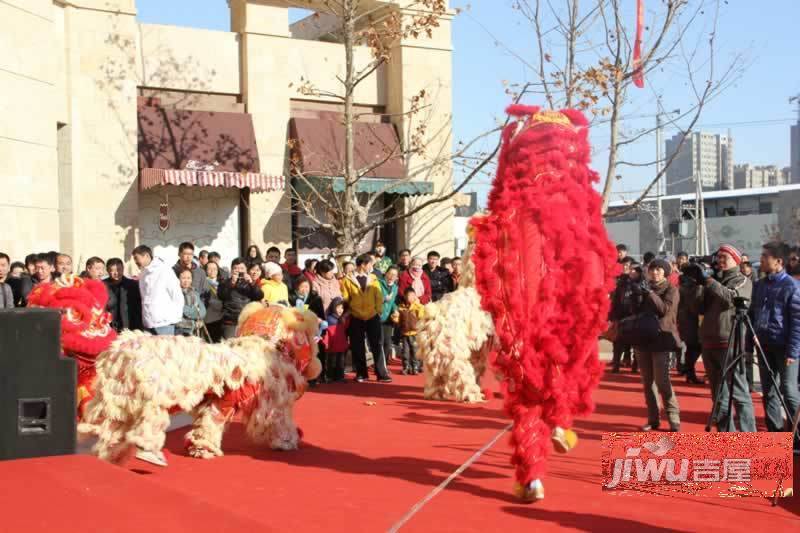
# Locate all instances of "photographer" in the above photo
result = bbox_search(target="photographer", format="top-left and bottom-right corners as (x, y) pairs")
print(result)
(749, 242), (800, 445)
(218, 257), (264, 339)
(677, 262), (703, 384)
(689, 245), (755, 432)
(634, 259), (681, 432)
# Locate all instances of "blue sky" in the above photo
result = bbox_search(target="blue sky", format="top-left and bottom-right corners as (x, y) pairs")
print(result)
(137, 1), (800, 204)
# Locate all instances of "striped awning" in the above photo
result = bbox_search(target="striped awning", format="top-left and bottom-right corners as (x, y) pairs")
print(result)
(139, 168), (285, 193)
(137, 102), (285, 194)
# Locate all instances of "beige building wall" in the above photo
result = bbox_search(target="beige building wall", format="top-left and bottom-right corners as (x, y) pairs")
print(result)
(1, 0), (455, 264)
(0, 0), (60, 260)
(231, 0), (294, 254)
(57, 1), (140, 266)
(387, 8), (455, 256)
(137, 23), (241, 95)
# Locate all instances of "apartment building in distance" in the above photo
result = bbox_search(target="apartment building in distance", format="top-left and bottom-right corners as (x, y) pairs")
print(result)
(665, 131), (734, 195)
(734, 164), (789, 189)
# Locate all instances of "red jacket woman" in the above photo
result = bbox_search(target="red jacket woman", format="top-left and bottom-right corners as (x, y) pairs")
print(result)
(397, 258), (432, 304)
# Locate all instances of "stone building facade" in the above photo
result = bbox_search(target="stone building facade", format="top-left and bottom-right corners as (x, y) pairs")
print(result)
(1, 0), (455, 268)
(733, 164), (787, 189)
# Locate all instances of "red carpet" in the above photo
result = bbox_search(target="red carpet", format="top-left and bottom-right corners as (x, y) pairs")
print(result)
(1, 362), (797, 532)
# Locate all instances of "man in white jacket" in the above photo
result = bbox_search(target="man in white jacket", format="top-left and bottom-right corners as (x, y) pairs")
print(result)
(132, 245), (183, 335)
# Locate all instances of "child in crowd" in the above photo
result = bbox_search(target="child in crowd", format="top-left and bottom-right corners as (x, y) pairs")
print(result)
(393, 287), (425, 375)
(291, 277), (328, 385)
(9, 262), (25, 278)
(261, 262), (289, 306)
(323, 297), (349, 382)
(176, 268), (206, 336)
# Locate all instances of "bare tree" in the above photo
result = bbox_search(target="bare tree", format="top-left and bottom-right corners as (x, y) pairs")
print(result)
(507, 0), (745, 216)
(285, 0), (510, 258)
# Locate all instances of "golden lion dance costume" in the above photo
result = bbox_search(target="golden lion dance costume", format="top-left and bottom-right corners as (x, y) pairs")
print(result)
(26, 274), (117, 419)
(423, 106), (618, 501)
(79, 303), (321, 465)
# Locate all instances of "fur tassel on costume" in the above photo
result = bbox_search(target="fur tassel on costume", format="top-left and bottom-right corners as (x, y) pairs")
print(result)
(470, 106), (618, 487)
(418, 234), (495, 403)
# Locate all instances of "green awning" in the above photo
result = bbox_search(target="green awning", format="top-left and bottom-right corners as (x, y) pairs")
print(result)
(292, 176), (433, 197)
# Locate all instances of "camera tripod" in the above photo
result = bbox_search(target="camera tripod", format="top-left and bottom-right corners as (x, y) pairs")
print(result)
(706, 301), (800, 443)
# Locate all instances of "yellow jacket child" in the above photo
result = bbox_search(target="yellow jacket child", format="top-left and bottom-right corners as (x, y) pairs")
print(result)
(261, 262), (289, 305)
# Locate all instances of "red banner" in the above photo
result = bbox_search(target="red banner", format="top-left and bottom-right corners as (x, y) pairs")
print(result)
(159, 197), (169, 233)
(633, 0), (644, 88)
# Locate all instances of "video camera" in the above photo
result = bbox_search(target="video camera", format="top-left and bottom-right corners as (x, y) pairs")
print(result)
(689, 253), (716, 267)
(733, 296), (750, 311)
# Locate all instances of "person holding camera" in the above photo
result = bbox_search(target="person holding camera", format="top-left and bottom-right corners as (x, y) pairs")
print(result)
(218, 257), (265, 339)
(634, 259), (681, 432)
(689, 244), (756, 432)
(749, 242), (800, 447)
(677, 262), (703, 384)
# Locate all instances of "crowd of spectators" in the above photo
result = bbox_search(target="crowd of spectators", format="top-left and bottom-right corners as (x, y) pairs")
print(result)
(4, 236), (796, 451)
(608, 242), (800, 451)
(0, 240), (463, 386)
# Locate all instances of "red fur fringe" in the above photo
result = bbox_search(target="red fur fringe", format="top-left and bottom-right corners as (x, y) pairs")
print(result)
(471, 106), (618, 485)
(27, 278), (116, 359)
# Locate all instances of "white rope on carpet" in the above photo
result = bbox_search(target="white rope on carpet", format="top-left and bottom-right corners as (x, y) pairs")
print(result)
(387, 422), (512, 532)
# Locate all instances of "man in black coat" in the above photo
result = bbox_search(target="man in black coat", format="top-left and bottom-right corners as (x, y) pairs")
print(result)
(609, 257), (641, 372)
(423, 251), (452, 302)
(104, 257), (144, 331)
(676, 265), (703, 383)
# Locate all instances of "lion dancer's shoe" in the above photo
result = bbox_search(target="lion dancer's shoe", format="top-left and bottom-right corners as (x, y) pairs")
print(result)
(512, 427), (578, 502)
(135, 448), (168, 467)
(514, 479), (545, 502)
(551, 426), (578, 454)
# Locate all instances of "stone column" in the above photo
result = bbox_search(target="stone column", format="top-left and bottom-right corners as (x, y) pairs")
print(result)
(60, 0), (140, 263)
(385, 6), (455, 257)
(231, 0), (293, 253)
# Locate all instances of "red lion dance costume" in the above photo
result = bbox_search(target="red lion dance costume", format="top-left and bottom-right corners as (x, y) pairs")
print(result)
(470, 105), (617, 501)
(26, 274), (117, 419)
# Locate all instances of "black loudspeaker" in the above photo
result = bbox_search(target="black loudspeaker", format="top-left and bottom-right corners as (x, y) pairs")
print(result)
(0, 308), (76, 460)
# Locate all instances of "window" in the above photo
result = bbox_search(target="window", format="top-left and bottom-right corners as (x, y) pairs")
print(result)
(759, 202), (773, 215)
(738, 197), (759, 216)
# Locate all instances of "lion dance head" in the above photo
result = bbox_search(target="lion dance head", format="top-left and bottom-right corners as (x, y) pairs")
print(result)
(27, 274), (117, 417)
(237, 303), (322, 388)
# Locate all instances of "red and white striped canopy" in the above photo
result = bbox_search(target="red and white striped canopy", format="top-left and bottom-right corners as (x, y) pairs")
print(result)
(140, 168), (285, 193)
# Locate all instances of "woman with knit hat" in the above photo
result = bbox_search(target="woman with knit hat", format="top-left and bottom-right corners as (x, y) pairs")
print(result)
(261, 261), (289, 306)
(634, 258), (682, 432)
(397, 257), (432, 305)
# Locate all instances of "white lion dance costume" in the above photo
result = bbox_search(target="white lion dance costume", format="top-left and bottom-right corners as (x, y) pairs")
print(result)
(79, 303), (321, 466)
(422, 106), (618, 502)
(418, 235), (494, 403)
